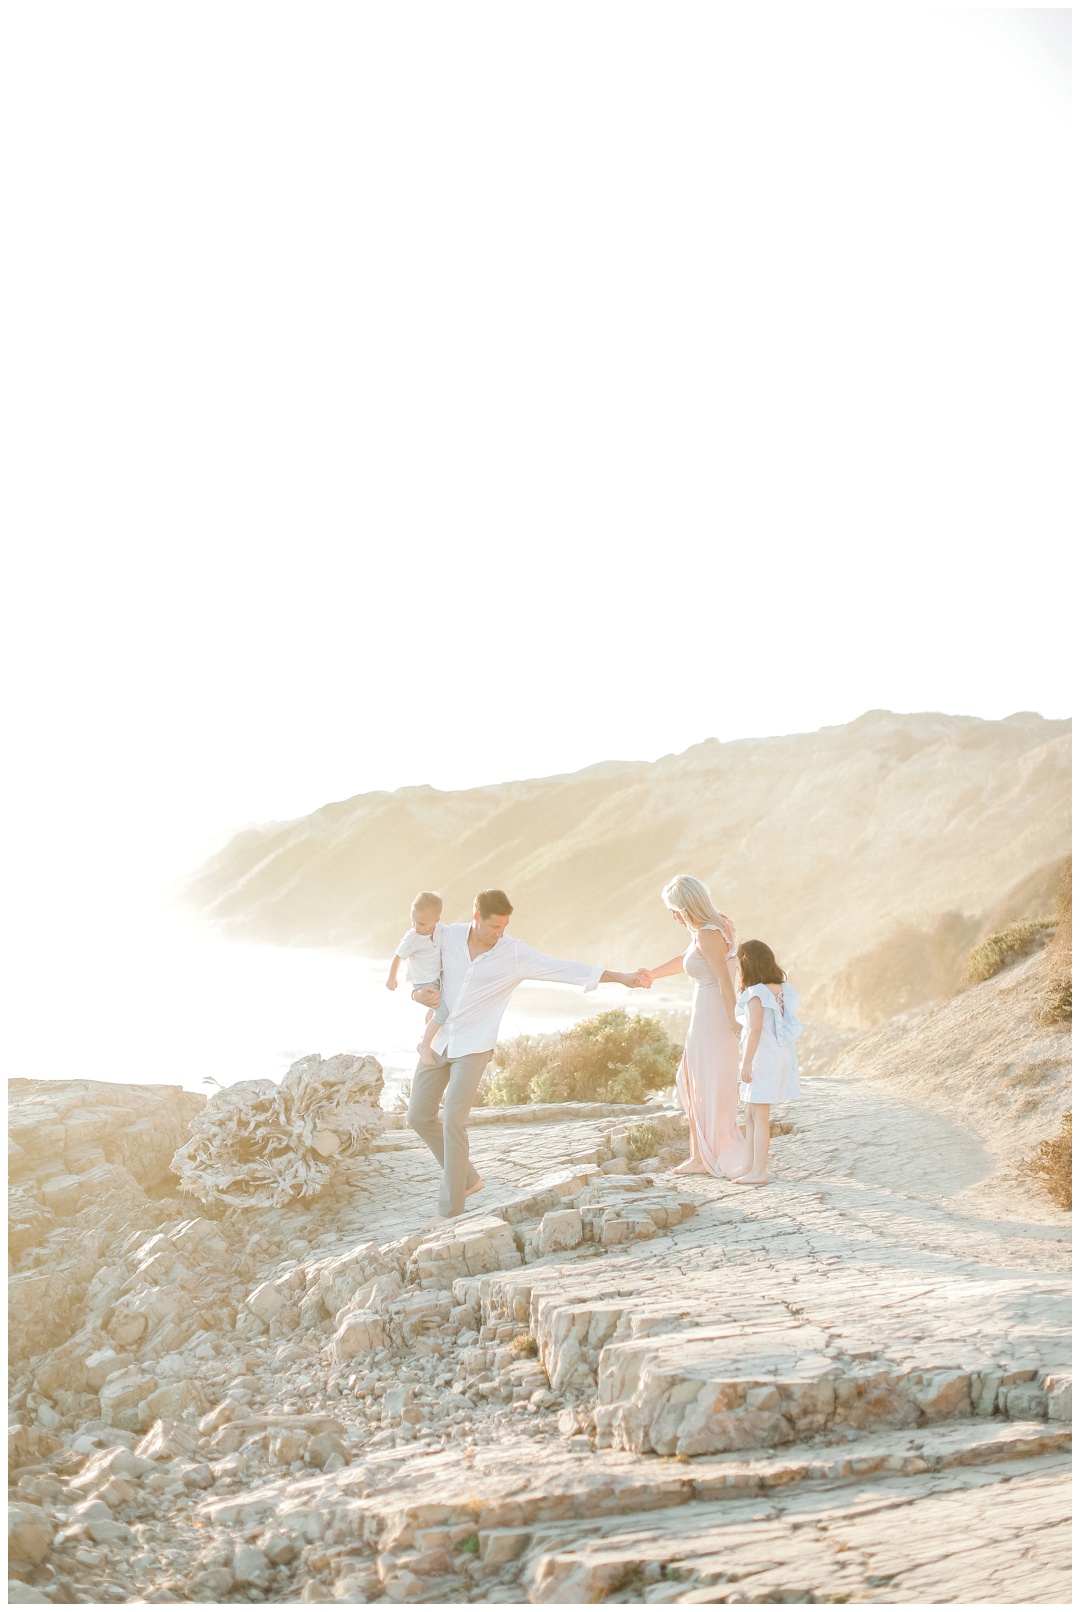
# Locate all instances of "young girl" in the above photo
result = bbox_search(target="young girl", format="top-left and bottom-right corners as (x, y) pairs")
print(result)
(733, 940), (803, 1185)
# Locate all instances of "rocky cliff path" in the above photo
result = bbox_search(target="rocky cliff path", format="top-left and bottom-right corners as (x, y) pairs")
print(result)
(9, 1053), (1071, 1605)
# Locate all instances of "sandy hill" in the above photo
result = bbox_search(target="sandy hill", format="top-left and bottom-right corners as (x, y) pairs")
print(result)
(185, 710), (1070, 1025)
(828, 946), (1071, 1172)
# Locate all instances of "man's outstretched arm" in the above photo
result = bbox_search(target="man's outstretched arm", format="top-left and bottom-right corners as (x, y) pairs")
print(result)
(514, 942), (649, 991)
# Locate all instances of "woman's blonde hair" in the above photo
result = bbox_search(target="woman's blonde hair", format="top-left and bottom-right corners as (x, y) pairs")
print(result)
(661, 874), (734, 939)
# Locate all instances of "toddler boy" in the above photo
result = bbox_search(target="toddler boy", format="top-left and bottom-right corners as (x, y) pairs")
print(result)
(386, 891), (447, 1067)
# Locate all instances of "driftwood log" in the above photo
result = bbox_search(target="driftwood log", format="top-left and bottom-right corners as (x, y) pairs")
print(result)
(171, 1053), (385, 1207)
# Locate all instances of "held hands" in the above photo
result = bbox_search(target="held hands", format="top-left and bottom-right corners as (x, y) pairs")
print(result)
(629, 968), (652, 990)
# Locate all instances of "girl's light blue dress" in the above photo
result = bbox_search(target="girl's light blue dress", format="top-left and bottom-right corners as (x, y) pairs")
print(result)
(735, 982), (803, 1103)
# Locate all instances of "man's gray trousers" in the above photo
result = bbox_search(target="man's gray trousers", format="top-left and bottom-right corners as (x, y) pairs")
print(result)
(407, 1048), (492, 1217)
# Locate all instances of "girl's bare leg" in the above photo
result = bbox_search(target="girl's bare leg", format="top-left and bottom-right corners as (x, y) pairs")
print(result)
(735, 1104), (771, 1184)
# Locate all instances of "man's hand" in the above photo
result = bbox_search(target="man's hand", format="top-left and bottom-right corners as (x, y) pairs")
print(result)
(412, 986), (441, 1009)
(600, 969), (651, 989)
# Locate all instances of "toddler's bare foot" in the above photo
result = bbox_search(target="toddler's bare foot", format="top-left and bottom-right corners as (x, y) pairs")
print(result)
(417, 1043), (437, 1067)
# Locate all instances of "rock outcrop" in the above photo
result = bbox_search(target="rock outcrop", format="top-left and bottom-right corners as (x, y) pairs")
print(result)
(172, 1054), (385, 1208)
(8, 1081), (204, 1364)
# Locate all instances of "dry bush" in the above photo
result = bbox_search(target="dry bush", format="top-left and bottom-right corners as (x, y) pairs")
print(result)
(480, 1009), (681, 1106)
(387, 1074), (412, 1115)
(625, 1120), (664, 1160)
(962, 919), (1057, 988)
(1020, 1111), (1071, 1210)
(1036, 858), (1072, 1026)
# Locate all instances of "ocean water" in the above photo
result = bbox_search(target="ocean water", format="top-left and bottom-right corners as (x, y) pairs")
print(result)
(21, 906), (690, 1105)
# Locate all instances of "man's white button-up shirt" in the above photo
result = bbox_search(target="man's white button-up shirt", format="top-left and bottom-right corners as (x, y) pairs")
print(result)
(431, 922), (602, 1060)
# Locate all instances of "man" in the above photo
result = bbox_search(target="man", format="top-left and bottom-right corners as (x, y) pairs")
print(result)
(407, 888), (648, 1219)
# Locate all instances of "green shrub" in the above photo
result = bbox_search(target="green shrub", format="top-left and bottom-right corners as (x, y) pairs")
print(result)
(479, 1010), (681, 1107)
(625, 1120), (663, 1160)
(1020, 1111), (1071, 1210)
(511, 1332), (539, 1358)
(962, 919), (1056, 987)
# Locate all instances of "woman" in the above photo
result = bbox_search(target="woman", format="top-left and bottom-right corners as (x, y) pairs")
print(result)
(643, 874), (750, 1178)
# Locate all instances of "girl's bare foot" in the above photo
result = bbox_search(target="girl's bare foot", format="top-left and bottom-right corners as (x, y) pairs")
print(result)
(417, 1043), (437, 1068)
(673, 1157), (710, 1175)
(733, 1173), (769, 1186)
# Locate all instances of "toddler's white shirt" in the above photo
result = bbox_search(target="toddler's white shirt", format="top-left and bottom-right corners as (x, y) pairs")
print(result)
(395, 922), (444, 985)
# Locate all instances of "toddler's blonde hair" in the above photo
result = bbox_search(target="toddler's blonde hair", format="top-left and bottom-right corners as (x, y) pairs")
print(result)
(411, 890), (443, 914)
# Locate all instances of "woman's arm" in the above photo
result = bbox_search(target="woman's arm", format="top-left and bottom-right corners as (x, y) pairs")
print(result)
(641, 954), (686, 985)
(697, 927), (739, 1035)
(739, 995), (764, 1082)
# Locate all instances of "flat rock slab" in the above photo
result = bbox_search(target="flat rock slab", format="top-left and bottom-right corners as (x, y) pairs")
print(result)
(8, 1058), (1071, 1605)
(522, 1451), (1072, 1604)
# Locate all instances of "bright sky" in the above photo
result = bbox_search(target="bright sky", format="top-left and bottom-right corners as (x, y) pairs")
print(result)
(6, 6), (1072, 913)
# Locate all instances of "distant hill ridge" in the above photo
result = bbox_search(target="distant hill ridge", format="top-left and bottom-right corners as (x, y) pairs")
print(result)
(185, 710), (1071, 1025)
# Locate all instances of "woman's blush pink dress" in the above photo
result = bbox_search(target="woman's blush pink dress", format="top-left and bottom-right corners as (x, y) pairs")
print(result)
(676, 924), (750, 1178)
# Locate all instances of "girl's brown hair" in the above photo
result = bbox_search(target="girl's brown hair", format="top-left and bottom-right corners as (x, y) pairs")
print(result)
(737, 939), (786, 991)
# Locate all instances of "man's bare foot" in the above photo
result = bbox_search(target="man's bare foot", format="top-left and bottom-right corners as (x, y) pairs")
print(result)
(465, 1177), (485, 1199)
(417, 1043), (437, 1067)
(672, 1158), (710, 1175)
(733, 1174), (769, 1186)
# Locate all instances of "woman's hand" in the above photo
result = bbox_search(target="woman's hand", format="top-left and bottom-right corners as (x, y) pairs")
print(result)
(599, 969), (653, 988)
